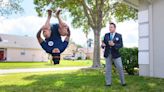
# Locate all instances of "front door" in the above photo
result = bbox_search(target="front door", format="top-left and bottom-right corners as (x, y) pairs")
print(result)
(0, 51), (4, 61)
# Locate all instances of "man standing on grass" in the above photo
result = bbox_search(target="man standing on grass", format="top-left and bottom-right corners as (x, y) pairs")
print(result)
(101, 22), (126, 86)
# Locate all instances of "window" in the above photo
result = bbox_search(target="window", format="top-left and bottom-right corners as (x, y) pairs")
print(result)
(20, 52), (25, 55)
(20, 50), (25, 55)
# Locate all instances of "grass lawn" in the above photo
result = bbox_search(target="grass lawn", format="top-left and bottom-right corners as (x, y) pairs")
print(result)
(0, 60), (93, 69)
(0, 69), (164, 92)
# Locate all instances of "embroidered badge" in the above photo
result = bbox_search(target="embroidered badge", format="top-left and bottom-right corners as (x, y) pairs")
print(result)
(48, 41), (54, 46)
(115, 37), (119, 41)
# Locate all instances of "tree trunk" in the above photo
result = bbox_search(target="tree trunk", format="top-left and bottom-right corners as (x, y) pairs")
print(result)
(92, 29), (101, 68)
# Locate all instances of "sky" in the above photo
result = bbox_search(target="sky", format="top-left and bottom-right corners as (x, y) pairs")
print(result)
(0, 0), (138, 48)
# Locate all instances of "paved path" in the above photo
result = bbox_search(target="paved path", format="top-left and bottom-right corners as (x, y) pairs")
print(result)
(0, 66), (90, 74)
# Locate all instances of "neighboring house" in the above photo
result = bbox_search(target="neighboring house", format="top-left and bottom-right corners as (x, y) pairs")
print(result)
(0, 34), (93, 62)
(62, 43), (94, 60)
(61, 43), (78, 59)
(78, 48), (93, 59)
(124, 0), (164, 78)
(62, 43), (88, 60)
(0, 34), (48, 62)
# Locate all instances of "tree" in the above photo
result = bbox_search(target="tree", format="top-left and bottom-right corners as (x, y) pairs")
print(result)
(0, 0), (23, 16)
(34, 0), (138, 68)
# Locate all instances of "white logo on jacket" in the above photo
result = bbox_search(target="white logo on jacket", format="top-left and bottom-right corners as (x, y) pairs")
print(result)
(48, 41), (54, 46)
(115, 37), (119, 41)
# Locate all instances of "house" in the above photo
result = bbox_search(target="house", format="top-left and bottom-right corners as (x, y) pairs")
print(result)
(61, 43), (93, 60)
(77, 48), (93, 59)
(123, 0), (164, 78)
(0, 34), (48, 62)
(61, 43), (78, 59)
(0, 33), (93, 62)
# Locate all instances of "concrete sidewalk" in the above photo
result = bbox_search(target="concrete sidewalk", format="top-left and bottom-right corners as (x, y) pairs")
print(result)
(0, 66), (90, 74)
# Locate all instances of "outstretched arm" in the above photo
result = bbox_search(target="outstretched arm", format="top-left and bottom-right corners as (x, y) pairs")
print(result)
(101, 35), (106, 49)
(36, 27), (44, 44)
(64, 28), (70, 42)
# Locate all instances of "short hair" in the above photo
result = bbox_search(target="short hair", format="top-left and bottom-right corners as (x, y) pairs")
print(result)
(109, 22), (116, 28)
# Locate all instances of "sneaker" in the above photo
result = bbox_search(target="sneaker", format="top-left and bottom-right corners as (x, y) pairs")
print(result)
(105, 84), (111, 87)
(122, 83), (127, 86)
(55, 7), (62, 17)
(47, 9), (52, 18)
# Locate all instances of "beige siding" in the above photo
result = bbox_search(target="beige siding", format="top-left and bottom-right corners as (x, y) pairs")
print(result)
(152, 0), (164, 78)
(138, 0), (151, 77)
(6, 48), (48, 62)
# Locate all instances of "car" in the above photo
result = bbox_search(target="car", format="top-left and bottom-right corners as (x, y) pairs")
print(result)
(63, 55), (77, 60)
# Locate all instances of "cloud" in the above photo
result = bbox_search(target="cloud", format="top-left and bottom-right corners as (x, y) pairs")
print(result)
(0, 16), (46, 37)
(70, 28), (88, 47)
(0, 16), (138, 48)
(0, 15), (89, 47)
(117, 20), (138, 47)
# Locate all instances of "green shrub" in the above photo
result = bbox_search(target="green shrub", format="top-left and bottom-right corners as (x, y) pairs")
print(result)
(77, 57), (82, 60)
(119, 47), (138, 75)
